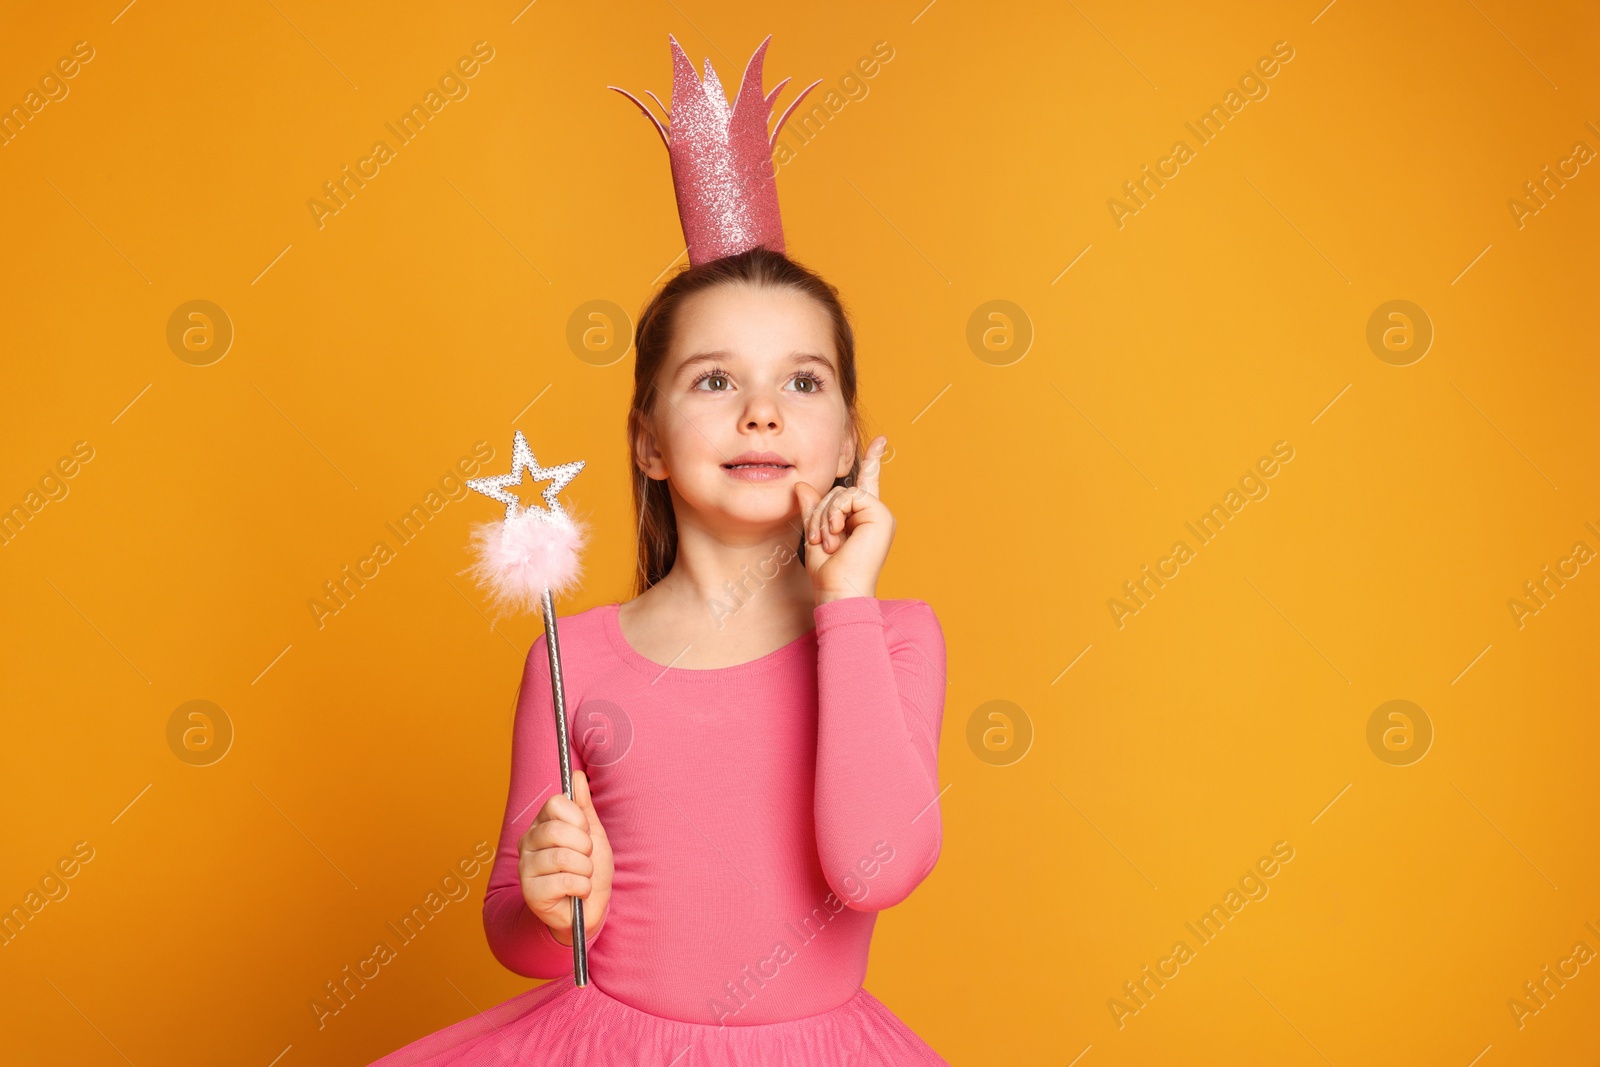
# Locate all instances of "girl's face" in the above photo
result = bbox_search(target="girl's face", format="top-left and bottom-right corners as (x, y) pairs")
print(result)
(636, 282), (855, 533)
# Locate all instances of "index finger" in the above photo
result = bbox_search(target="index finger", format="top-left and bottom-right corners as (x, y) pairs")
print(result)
(536, 792), (588, 833)
(856, 435), (887, 499)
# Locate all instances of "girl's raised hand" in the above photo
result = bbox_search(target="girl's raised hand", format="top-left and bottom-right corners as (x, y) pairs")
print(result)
(794, 434), (896, 602)
(518, 768), (613, 946)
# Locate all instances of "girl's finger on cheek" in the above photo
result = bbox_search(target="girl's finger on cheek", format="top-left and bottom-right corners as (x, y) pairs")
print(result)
(798, 487), (818, 540)
(812, 491), (836, 542)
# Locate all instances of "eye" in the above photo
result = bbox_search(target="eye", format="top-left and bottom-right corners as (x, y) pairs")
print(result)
(689, 367), (733, 391)
(788, 370), (827, 393)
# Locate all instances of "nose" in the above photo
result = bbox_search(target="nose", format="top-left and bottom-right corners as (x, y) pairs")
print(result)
(741, 388), (782, 431)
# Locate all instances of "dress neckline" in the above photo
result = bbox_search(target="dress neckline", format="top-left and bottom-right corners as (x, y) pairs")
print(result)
(602, 601), (817, 681)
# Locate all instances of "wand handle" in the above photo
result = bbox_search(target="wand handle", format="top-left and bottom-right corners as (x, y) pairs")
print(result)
(540, 587), (588, 987)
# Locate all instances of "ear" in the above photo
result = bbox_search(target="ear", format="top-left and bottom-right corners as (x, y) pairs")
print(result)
(633, 413), (669, 481)
(833, 423), (858, 482)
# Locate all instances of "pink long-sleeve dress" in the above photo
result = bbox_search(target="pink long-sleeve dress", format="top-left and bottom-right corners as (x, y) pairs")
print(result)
(367, 595), (951, 1066)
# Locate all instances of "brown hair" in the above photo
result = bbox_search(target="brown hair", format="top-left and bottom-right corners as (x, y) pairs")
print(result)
(626, 247), (866, 597)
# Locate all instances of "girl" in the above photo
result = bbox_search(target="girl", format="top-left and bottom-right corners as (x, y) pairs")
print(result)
(368, 248), (951, 1065)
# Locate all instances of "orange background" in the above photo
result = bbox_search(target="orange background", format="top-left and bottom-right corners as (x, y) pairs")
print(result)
(2, 1), (1598, 1064)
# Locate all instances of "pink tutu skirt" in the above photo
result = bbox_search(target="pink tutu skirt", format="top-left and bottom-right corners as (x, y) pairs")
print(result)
(366, 975), (951, 1066)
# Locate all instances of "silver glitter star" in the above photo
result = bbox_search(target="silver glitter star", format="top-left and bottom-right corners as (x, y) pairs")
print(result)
(465, 430), (585, 522)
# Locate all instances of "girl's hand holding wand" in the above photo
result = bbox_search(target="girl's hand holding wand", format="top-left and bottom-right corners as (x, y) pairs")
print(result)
(794, 435), (895, 604)
(520, 768), (613, 947)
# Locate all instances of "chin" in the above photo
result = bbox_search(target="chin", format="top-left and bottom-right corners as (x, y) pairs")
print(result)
(710, 496), (799, 527)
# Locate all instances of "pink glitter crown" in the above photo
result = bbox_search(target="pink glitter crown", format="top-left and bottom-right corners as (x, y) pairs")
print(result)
(610, 35), (821, 267)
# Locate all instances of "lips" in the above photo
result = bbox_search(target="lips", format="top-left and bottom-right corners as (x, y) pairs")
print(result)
(722, 450), (792, 470)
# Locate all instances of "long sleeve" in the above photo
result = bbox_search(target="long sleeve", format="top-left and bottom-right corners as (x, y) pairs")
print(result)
(812, 596), (947, 912)
(481, 630), (607, 978)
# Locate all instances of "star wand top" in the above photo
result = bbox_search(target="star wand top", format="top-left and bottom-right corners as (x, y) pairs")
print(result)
(461, 429), (590, 619)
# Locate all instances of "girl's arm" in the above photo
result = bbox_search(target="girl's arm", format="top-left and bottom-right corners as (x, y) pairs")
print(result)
(481, 631), (607, 977)
(812, 596), (947, 912)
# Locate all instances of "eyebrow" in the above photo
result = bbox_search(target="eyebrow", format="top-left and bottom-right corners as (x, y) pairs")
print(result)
(674, 351), (836, 379)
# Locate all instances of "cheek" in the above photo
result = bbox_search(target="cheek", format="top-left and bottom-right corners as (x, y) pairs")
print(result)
(792, 407), (850, 476)
(658, 406), (732, 475)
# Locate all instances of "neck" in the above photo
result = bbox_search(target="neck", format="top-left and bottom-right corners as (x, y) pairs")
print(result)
(652, 509), (814, 626)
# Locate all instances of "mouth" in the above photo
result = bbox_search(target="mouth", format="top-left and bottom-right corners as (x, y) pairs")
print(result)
(722, 452), (793, 480)
(722, 451), (792, 471)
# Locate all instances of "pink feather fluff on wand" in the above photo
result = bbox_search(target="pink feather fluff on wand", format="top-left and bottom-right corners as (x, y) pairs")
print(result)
(464, 508), (589, 618)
